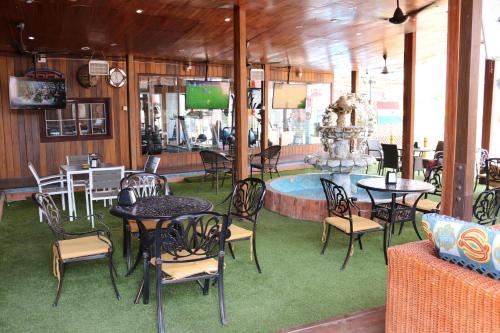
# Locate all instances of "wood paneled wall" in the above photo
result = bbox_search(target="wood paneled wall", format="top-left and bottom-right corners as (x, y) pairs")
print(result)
(0, 55), (130, 188)
(0, 55), (332, 189)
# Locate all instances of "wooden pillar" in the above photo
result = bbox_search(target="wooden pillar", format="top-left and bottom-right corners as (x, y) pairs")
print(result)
(402, 30), (416, 179)
(261, 64), (270, 150)
(234, 4), (248, 181)
(350, 70), (358, 125)
(441, 0), (460, 216)
(481, 59), (495, 150)
(126, 54), (138, 170)
(442, 0), (482, 220)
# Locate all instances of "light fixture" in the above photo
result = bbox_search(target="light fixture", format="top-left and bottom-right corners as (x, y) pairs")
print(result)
(136, 9), (144, 14)
(110, 43), (117, 47)
(28, 36), (35, 40)
(381, 53), (389, 74)
(356, 32), (362, 36)
(224, 17), (231, 22)
(81, 46), (90, 51)
(296, 25), (303, 29)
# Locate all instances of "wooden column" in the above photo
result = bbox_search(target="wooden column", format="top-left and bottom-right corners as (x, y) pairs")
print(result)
(442, 0), (482, 220)
(350, 70), (358, 125)
(481, 59), (495, 150)
(234, 4), (248, 181)
(402, 30), (416, 179)
(261, 64), (270, 150)
(441, 0), (460, 216)
(126, 54), (138, 170)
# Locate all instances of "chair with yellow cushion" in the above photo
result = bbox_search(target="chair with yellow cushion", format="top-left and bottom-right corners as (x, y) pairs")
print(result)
(227, 178), (266, 273)
(320, 178), (383, 270)
(486, 158), (500, 190)
(119, 172), (171, 275)
(32, 192), (120, 306)
(151, 212), (229, 333)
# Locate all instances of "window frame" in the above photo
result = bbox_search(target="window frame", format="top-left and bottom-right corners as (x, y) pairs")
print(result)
(40, 98), (112, 142)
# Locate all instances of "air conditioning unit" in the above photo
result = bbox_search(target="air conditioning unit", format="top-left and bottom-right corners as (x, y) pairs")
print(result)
(88, 60), (109, 76)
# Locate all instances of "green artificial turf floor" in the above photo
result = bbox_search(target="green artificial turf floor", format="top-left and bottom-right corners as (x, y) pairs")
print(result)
(0, 168), (475, 333)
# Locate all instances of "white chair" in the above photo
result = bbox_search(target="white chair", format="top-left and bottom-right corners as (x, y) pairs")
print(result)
(125, 155), (161, 176)
(86, 166), (124, 227)
(66, 155), (90, 217)
(28, 162), (68, 222)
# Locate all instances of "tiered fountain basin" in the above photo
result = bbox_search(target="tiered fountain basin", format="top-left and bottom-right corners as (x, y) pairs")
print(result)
(264, 173), (394, 222)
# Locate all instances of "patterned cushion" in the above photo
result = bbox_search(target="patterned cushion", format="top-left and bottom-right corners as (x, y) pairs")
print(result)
(422, 213), (500, 280)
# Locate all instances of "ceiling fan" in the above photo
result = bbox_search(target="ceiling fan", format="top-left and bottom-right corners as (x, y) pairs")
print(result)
(382, 0), (437, 24)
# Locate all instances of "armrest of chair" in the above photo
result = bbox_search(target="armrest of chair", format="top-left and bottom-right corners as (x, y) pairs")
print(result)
(39, 179), (68, 187)
(39, 174), (65, 182)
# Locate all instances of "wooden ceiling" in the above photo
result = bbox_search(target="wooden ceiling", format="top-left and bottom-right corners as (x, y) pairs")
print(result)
(0, 0), (448, 71)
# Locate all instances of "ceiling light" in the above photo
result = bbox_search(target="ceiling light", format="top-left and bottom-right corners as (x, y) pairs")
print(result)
(81, 46), (90, 51)
(110, 43), (117, 47)
(356, 32), (362, 36)
(296, 25), (303, 29)
(28, 36), (35, 40)
(224, 17), (231, 22)
(136, 9), (144, 14)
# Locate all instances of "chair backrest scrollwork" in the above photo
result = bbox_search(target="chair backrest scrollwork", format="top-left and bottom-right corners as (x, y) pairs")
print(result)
(120, 172), (171, 197)
(320, 178), (352, 219)
(473, 188), (500, 225)
(32, 193), (65, 240)
(228, 178), (266, 222)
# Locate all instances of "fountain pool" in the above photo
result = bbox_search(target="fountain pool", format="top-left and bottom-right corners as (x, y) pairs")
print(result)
(264, 173), (395, 222)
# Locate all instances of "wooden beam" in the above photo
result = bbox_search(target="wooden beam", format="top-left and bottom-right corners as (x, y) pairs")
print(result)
(481, 59), (495, 150)
(453, 0), (481, 219)
(441, 0), (460, 216)
(402, 30), (416, 179)
(234, 5), (248, 181)
(126, 54), (138, 170)
(350, 70), (358, 125)
(261, 63), (270, 150)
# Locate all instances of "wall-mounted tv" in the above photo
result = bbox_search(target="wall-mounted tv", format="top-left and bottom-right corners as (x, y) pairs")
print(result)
(272, 83), (307, 109)
(9, 77), (67, 109)
(185, 81), (230, 109)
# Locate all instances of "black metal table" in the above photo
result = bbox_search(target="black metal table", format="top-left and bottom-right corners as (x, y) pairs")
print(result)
(110, 195), (213, 304)
(356, 178), (435, 264)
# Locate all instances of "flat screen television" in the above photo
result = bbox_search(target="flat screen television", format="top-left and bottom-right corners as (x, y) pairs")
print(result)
(185, 81), (230, 109)
(272, 83), (307, 109)
(9, 77), (67, 109)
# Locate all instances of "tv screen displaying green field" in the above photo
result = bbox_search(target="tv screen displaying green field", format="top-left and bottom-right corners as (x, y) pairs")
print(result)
(185, 81), (230, 109)
(272, 83), (307, 109)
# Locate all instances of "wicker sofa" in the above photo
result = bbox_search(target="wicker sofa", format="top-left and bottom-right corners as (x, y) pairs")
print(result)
(386, 240), (500, 333)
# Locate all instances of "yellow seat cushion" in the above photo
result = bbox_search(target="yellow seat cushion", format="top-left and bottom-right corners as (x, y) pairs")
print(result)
(488, 180), (500, 188)
(227, 224), (252, 241)
(151, 251), (218, 280)
(56, 235), (111, 260)
(324, 215), (382, 233)
(405, 198), (439, 212)
(128, 219), (160, 233)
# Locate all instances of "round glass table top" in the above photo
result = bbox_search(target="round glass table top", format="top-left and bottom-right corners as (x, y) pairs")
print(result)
(356, 177), (435, 193)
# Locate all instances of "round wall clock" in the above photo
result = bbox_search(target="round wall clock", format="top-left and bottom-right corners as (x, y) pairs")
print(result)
(109, 67), (127, 88)
(76, 64), (98, 88)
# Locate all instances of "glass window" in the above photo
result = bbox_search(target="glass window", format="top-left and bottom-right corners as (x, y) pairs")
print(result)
(42, 99), (110, 141)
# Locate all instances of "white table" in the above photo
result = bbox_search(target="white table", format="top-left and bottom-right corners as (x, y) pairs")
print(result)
(60, 163), (111, 220)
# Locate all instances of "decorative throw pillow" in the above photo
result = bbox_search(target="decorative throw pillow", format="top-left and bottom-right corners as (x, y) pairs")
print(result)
(422, 213), (500, 280)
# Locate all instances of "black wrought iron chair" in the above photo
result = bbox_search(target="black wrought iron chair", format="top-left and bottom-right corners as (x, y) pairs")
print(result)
(32, 192), (120, 306)
(120, 172), (171, 275)
(381, 144), (401, 173)
(403, 165), (443, 213)
(250, 145), (281, 179)
(485, 158), (500, 190)
(472, 187), (500, 225)
(474, 149), (489, 191)
(153, 212), (229, 333)
(367, 139), (383, 174)
(226, 178), (266, 273)
(320, 178), (383, 270)
(199, 150), (233, 193)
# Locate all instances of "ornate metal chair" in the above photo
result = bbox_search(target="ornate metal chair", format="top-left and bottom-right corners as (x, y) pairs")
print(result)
(152, 212), (229, 333)
(320, 178), (383, 270)
(226, 178), (266, 273)
(32, 192), (120, 306)
(485, 158), (500, 190)
(249, 145), (281, 179)
(403, 165), (443, 213)
(28, 162), (68, 222)
(199, 150), (233, 193)
(473, 187), (500, 225)
(120, 172), (171, 275)
(474, 149), (489, 191)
